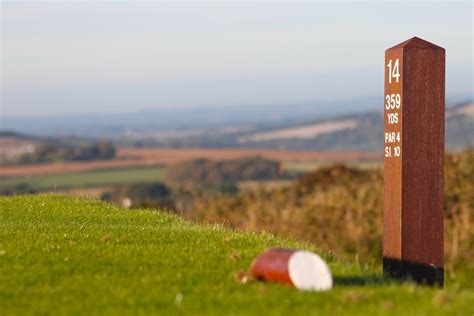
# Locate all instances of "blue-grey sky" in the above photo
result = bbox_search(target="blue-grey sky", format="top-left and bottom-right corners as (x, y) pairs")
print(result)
(1, 1), (473, 118)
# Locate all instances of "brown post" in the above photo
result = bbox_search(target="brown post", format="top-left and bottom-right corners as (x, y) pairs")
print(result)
(383, 37), (445, 286)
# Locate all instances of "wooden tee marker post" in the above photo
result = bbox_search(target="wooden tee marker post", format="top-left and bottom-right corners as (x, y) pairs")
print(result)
(383, 37), (445, 286)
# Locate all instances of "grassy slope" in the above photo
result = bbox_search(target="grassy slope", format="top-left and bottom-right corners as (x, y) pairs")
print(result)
(0, 167), (165, 191)
(0, 195), (472, 315)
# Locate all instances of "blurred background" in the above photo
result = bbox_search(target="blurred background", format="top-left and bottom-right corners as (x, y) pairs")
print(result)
(1, 1), (473, 271)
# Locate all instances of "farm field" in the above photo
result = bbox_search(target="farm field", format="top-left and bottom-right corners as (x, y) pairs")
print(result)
(0, 148), (382, 177)
(0, 158), (165, 177)
(1, 195), (472, 315)
(0, 166), (166, 191)
(0, 148), (381, 177)
(0, 159), (380, 195)
(117, 147), (381, 162)
(0, 148), (381, 195)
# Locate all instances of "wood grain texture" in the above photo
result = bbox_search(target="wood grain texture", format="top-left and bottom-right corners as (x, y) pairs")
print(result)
(383, 37), (445, 286)
(401, 45), (445, 268)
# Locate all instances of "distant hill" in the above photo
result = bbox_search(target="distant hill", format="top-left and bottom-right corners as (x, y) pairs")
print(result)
(0, 131), (39, 162)
(236, 101), (473, 151)
(236, 112), (383, 151)
(2, 100), (472, 152)
(118, 101), (473, 151)
(0, 130), (116, 164)
(0, 97), (383, 137)
(446, 102), (474, 150)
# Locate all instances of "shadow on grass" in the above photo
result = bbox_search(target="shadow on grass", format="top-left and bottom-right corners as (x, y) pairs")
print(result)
(333, 275), (392, 286)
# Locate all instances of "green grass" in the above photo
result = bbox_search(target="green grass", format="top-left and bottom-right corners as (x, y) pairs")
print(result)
(284, 161), (382, 174)
(0, 167), (166, 191)
(0, 195), (472, 315)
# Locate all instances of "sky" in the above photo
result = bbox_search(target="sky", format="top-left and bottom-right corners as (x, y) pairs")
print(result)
(1, 1), (473, 118)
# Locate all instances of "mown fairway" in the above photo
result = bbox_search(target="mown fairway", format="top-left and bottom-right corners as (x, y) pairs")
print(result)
(0, 167), (165, 191)
(0, 195), (472, 315)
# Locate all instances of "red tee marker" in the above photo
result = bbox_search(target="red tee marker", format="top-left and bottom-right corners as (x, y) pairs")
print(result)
(250, 248), (332, 291)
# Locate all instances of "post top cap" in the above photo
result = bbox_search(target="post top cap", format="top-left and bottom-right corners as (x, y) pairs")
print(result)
(387, 37), (444, 50)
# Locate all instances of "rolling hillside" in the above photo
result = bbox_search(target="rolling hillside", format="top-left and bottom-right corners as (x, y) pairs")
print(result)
(238, 102), (473, 151)
(2, 101), (472, 152)
(117, 100), (473, 151)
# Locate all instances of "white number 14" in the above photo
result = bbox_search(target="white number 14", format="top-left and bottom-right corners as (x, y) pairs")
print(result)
(387, 59), (400, 84)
